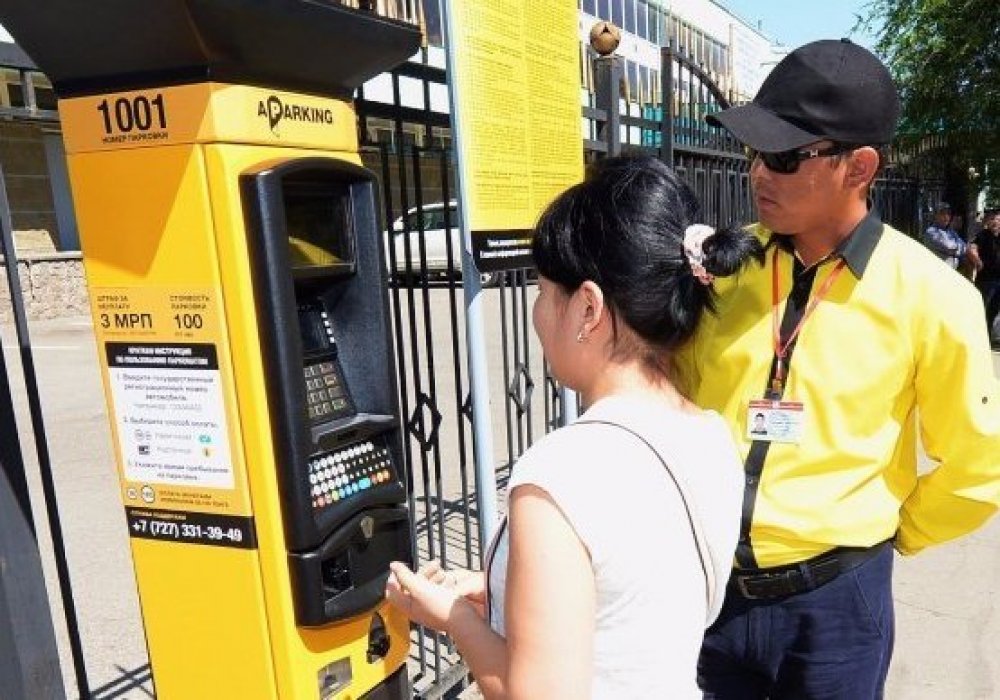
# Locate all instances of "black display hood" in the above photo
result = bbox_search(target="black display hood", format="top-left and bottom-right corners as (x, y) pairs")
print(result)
(0, 0), (422, 98)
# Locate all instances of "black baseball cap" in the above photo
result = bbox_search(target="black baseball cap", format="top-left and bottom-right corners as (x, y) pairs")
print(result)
(707, 39), (900, 153)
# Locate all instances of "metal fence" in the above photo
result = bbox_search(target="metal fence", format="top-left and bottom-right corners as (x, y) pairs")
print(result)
(0, 36), (944, 700)
(355, 44), (757, 699)
(356, 52), (565, 696)
(358, 41), (941, 698)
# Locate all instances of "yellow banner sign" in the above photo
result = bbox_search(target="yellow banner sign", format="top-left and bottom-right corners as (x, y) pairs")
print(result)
(447, 0), (584, 271)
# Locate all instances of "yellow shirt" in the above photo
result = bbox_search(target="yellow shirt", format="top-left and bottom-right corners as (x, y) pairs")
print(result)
(679, 219), (1000, 567)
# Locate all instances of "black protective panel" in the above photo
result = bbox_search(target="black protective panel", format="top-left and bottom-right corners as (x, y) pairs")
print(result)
(241, 157), (406, 557)
(289, 506), (413, 626)
(0, 0), (420, 97)
(361, 665), (411, 700)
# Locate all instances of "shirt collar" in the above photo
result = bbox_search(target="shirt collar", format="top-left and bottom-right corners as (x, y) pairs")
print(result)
(767, 209), (884, 279)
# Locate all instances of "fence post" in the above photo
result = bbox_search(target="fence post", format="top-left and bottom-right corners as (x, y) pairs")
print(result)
(594, 55), (623, 158)
(0, 356), (66, 700)
(0, 170), (66, 700)
(659, 43), (675, 166)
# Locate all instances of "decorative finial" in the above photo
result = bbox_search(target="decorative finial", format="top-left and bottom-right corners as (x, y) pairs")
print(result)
(589, 21), (621, 56)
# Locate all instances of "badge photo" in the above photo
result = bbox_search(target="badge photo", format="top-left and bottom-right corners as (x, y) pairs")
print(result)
(746, 399), (805, 443)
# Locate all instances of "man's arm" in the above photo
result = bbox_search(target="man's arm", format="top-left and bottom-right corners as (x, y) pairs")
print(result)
(968, 243), (984, 271)
(924, 226), (967, 259)
(897, 279), (1000, 554)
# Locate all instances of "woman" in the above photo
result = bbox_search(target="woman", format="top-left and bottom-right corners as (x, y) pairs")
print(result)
(385, 156), (761, 698)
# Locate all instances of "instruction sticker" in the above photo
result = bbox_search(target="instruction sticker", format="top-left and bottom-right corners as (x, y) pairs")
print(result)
(106, 342), (234, 488)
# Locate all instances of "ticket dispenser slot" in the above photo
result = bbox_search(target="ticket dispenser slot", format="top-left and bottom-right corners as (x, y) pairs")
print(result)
(242, 158), (411, 627)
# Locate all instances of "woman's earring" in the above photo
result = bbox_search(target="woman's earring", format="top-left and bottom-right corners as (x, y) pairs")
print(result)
(576, 330), (584, 343)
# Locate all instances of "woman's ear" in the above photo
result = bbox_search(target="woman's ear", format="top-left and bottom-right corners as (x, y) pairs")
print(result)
(576, 280), (606, 338)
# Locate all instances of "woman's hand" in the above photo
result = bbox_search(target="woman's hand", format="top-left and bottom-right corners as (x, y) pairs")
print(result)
(385, 561), (480, 633)
(420, 561), (487, 617)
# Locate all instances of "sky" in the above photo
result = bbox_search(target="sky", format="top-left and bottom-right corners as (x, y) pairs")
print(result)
(718, 0), (882, 51)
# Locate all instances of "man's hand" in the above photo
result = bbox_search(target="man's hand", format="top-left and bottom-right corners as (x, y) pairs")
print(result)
(968, 244), (984, 271)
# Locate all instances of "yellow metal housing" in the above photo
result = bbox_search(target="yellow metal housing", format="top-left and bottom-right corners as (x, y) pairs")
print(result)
(64, 82), (409, 699)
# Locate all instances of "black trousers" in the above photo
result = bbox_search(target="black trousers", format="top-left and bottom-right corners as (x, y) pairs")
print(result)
(978, 278), (1000, 342)
(698, 545), (894, 700)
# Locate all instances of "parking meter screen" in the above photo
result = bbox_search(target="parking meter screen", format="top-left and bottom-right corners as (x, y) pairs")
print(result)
(298, 308), (332, 353)
(284, 181), (354, 270)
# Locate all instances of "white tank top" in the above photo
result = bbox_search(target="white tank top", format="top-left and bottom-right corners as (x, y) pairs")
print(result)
(485, 395), (743, 699)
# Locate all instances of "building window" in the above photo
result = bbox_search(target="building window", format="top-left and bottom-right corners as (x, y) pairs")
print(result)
(30, 72), (56, 111)
(1, 68), (25, 108)
(610, 0), (623, 27)
(597, 0), (610, 21)
(430, 126), (451, 151)
(582, 0), (596, 14)
(421, 0), (443, 47)
(647, 2), (659, 45)
(623, 0), (635, 34)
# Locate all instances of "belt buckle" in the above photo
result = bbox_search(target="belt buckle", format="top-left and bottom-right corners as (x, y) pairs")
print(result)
(735, 568), (798, 600)
(735, 574), (760, 599)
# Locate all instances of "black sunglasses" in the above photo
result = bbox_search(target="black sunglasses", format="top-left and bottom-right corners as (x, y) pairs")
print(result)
(745, 144), (856, 174)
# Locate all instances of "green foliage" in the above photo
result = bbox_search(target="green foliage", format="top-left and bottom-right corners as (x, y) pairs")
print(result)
(863, 0), (1000, 199)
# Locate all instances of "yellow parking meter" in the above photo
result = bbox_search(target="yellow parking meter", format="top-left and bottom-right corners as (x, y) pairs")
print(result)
(0, 2), (421, 698)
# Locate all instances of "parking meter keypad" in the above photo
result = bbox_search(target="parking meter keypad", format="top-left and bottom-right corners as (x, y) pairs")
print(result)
(308, 438), (394, 510)
(304, 360), (353, 421)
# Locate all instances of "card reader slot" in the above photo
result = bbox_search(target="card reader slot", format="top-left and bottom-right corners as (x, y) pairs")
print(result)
(289, 506), (412, 626)
(311, 412), (397, 451)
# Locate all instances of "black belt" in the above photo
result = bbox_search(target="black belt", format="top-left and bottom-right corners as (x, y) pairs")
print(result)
(731, 540), (891, 600)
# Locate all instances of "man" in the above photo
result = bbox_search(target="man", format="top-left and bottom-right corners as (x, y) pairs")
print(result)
(970, 209), (1000, 347)
(924, 202), (972, 269)
(680, 39), (1000, 698)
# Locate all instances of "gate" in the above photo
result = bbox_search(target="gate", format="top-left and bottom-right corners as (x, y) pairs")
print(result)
(357, 40), (934, 698)
(355, 51), (569, 697)
(0, 165), (85, 698)
(585, 46), (753, 229)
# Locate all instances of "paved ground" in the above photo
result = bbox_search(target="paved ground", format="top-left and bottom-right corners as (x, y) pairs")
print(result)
(3, 303), (1000, 699)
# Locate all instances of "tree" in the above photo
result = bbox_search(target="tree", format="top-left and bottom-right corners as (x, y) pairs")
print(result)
(864, 0), (1000, 208)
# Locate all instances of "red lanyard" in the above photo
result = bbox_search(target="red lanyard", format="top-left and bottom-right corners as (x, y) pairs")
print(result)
(770, 248), (846, 395)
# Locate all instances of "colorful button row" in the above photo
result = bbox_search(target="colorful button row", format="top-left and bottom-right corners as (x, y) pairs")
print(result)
(310, 461), (390, 492)
(312, 470), (393, 508)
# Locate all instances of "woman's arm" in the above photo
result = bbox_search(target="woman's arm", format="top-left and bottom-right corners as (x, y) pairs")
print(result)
(386, 483), (595, 700)
(503, 484), (595, 700)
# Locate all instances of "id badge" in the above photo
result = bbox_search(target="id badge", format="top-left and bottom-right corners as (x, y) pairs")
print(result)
(746, 399), (805, 443)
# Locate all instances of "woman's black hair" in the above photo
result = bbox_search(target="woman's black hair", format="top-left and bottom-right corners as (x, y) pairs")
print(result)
(532, 155), (762, 376)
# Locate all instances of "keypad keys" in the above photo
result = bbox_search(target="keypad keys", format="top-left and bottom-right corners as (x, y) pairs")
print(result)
(302, 360), (354, 422)
(307, 439), (395, 511)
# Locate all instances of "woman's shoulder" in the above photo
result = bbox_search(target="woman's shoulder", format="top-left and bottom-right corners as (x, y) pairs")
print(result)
(510, 415), (644, 479)
(582, 396), (736, 450)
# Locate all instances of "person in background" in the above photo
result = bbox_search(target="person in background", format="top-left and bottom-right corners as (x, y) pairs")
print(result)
(971, 209), (1000, 348)
(688, 38), (1000, 699)
(924, 202), (973, 269)
(384, 156), (761, 699)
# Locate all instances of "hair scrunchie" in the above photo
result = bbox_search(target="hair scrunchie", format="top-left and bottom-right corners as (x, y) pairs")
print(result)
(683, 224), (716, 286)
